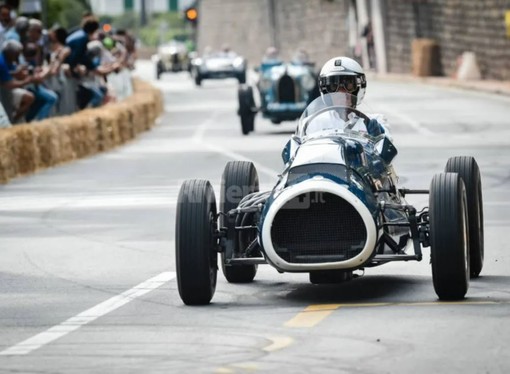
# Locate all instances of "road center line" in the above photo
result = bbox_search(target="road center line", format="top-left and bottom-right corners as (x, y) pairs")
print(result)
(284, 304), (342, 328)
(284, 300), (502, 328)
(0, 271), (176, 356)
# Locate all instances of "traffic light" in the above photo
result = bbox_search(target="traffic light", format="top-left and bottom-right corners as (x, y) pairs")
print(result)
(184, 6), (198, 24)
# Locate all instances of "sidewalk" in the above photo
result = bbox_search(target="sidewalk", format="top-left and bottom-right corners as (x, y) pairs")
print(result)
(368, 72), (510, 97)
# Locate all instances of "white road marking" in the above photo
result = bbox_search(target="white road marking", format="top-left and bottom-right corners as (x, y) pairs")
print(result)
(202, 143), (279, 178)
(375, 104), (434, 136)
(0, 271), (176, 356)
(192, 111), (224, 143)
(190, 109), (280, 178)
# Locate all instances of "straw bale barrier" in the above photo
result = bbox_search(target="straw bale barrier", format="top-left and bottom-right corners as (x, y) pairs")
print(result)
(0, 78), (163, 184)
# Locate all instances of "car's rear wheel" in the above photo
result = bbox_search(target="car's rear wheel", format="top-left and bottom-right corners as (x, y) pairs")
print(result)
(220, 161), (259, 283)
(445, 156), (484, 277)
(156, 63), (163, 80)
(429, 172), (469, 300)
(176, 180), (218, 305)
(238, 85), (256, 135)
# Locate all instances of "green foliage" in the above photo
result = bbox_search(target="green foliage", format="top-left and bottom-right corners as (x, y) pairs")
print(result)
(109, 11), (192, 47)
(46, 0), (91, 29)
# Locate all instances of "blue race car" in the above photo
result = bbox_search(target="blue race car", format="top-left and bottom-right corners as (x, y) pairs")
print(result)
(237, 59), (320, 135)
(176, 92), (484, 305)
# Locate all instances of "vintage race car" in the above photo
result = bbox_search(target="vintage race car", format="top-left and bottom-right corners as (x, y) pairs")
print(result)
(175, 92), (484, 305)
(237, 60), (320, 135)
(153, 41), (191, 79)
(190, 51), (247, 86)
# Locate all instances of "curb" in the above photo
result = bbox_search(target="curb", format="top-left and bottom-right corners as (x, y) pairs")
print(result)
(368, 73), (510, 97)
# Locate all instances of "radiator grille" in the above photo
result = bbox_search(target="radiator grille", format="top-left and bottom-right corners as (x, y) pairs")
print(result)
(271, 192), (367, 263)
(278, 75), (296, 103)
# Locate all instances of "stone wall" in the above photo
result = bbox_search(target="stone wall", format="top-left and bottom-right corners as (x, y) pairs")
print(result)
(197, 0), (349, 69)
(384, 0), (510, 80)
(197, 0), (510, 80)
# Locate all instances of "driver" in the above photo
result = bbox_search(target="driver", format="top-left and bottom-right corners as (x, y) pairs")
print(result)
(313, 56), (389, 138)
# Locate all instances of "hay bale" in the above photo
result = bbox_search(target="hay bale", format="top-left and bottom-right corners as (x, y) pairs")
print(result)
(12, 124), (39, 175)
(0, 76), (163, 184)
(0, 130), (18, 183)
(35, 119), (62, 168)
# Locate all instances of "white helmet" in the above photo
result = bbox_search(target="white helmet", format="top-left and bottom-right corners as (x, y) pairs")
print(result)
(318, 56), (366, 106)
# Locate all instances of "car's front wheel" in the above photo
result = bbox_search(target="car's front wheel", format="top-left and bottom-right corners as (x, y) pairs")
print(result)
(429, 172), (469, 300)
(238, 85), (256, 135)
(176, 180), (218, 305)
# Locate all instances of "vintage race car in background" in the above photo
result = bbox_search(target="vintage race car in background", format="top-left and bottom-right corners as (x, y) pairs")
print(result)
(190, 51), (247, 86)
(237, 60), (320, 135)
(153, 41), (191, 79)
(175, 92), (484, 305)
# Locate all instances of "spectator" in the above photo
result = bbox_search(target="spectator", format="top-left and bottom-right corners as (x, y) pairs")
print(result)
(46, 25), (73, 114)
(65, 16), (100, 74)
(22, 41), (58, 122)
(0, 40), (34, 123)
(362, 20), (376, 70)
(0, 4), (14, 46)
(26, 18), (45, 65)
(78, 40), (121, 108)
(4, 15), (28, 44)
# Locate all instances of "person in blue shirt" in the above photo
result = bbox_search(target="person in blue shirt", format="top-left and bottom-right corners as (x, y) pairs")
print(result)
(65, 16), (100, 74)
(0, 40), (34, 123)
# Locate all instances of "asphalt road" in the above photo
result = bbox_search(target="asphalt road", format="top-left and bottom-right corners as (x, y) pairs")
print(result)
(0, 60), (509, 373)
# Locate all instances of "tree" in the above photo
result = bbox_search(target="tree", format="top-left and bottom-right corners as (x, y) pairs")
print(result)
(46, 0), (91, 29)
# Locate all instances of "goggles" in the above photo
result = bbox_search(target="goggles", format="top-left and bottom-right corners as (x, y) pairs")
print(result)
(319, 75), (362, 94)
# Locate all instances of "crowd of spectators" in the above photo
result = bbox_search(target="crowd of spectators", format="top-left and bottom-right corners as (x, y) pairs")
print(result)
(0, 4), (137, 128)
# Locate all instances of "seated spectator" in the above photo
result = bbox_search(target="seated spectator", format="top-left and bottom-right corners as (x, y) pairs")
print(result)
(65, 16), (100, 76)
(78, 40), (122, 108)
(26, 19), (44, 65)
(22, 42), (58, 122)
(46, 25), (72, 113)
(5, 16), (28, 43)
(0, 40), (34, 124)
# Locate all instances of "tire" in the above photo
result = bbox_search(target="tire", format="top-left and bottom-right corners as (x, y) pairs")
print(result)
(445, 156), (484, 277)
(195, 74), (202, 86)
(237, 70), (247, 84)
(176, 180), (218, 305)
(429, 173), (470, 300)
(241, 112), (255, 135)
(238, 85), (256, 134)
(220, 161), (259, 283)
